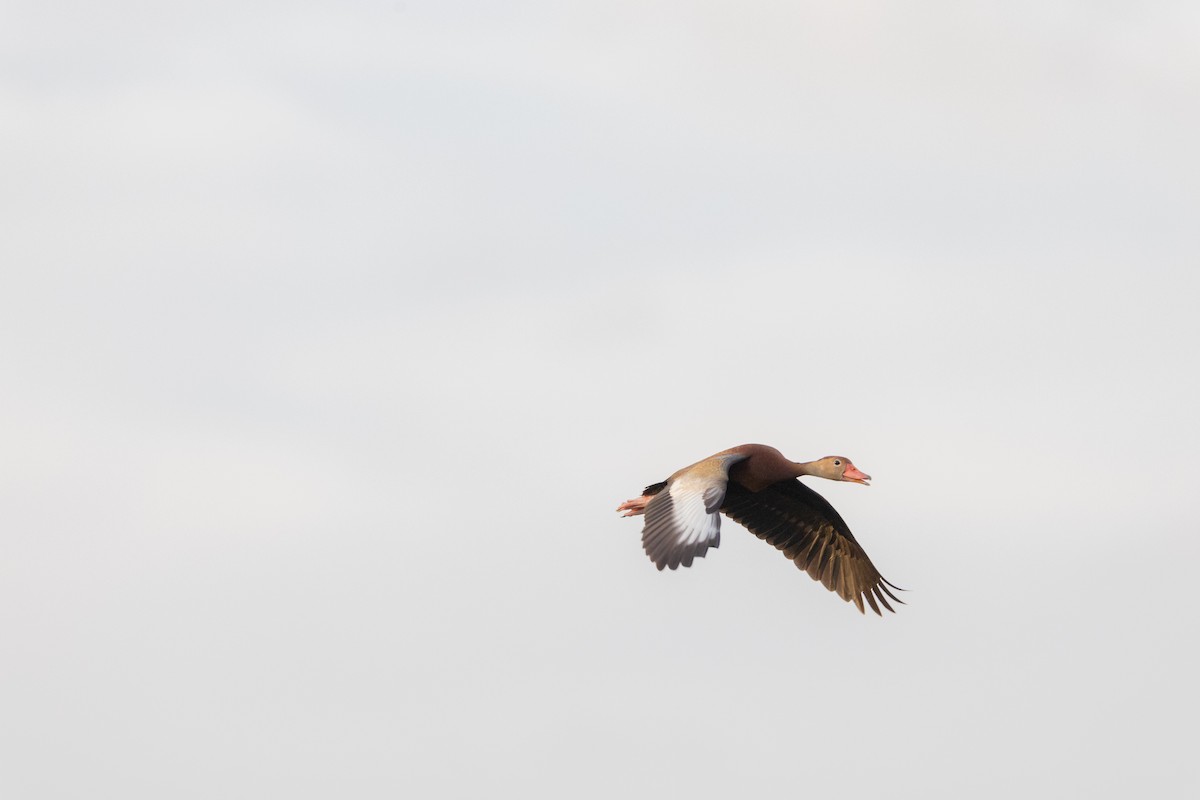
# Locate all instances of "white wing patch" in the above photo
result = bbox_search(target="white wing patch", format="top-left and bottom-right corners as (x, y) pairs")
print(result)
(641, 458), (743, 571)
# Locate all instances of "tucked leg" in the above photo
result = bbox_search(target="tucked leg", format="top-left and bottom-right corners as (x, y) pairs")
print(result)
(616, 495), (653, 517)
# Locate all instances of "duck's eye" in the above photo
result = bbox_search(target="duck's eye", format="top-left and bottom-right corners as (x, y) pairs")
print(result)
(833, 460), (842, 466)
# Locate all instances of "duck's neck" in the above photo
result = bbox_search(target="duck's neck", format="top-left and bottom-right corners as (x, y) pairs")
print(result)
(789, 460), (819, 478)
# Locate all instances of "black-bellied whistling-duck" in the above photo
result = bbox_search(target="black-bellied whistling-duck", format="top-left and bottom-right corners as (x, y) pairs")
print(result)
(617, 443), (903, 615)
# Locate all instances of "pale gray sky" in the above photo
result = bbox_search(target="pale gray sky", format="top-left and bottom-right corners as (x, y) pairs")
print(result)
(2, 2), (1199, 798)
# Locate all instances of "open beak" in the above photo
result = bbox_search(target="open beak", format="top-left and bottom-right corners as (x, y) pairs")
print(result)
(843, 466), (871, 485)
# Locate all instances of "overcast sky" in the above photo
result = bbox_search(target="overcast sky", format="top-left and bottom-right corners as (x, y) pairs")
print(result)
(3, 2), (1199, 798)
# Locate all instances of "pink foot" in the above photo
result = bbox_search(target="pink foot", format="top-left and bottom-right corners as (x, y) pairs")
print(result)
(616, 495), (652, 517)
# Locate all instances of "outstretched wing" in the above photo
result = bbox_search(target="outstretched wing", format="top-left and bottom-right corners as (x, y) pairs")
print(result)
(642, 453), (748, 570)
(721, 479), (903, 615)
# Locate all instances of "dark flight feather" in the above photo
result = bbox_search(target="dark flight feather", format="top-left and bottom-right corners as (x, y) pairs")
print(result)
(721, 479), (903, 616)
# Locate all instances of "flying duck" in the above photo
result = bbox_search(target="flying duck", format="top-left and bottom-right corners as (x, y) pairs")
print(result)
(617, 443), (903, 615)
